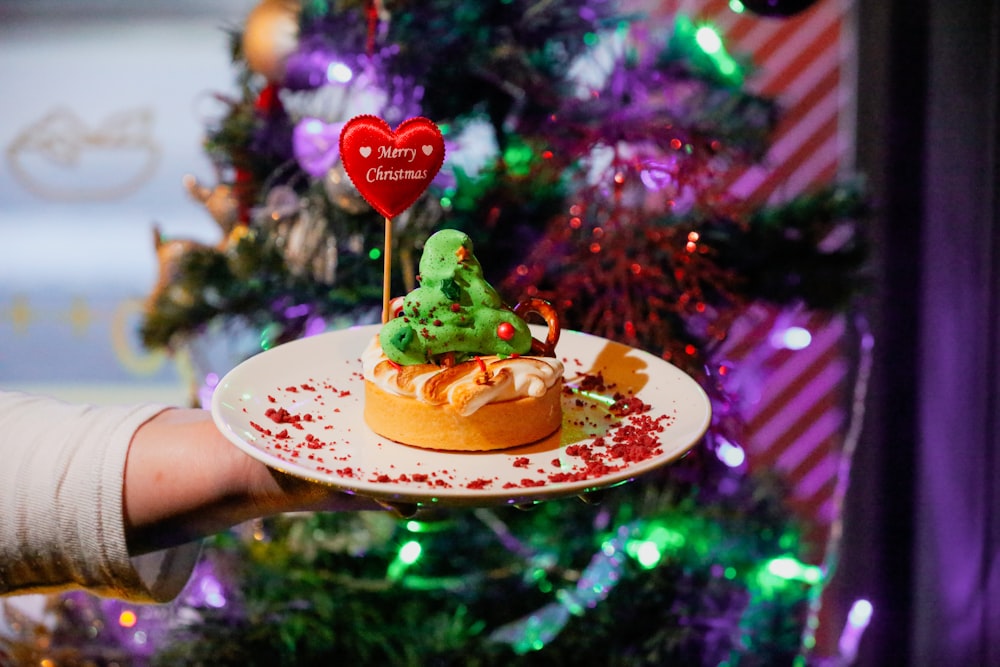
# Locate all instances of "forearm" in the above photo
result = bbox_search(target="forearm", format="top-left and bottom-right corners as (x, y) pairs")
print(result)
(122, 408), (253, 554)
(0, 391), (192, 600)
(0, 391), (374, 600)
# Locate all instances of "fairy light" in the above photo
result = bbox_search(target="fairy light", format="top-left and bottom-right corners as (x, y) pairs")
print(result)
(251, 518), (267, 541)
(687, 19), (741, 83)
(633, 541), (661, 569)
(694, 26), (723, 54)
(764, 555), (823, 585)
(387, 539), (423, 580)
(399, 540), (422, 564)
(502, 142), (535, 176)
(771, 326), (812, 350)
(197, 573), (228, 609)
(326, 61), (353, 83)
(626, 523), (686, 569)
(715, 436), (746, 468)
(838, 598), (873, 662)
(118, 609), (138, 628)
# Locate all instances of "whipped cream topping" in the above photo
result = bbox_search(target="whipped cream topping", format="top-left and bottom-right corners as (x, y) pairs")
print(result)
(362, 335), (564, 416)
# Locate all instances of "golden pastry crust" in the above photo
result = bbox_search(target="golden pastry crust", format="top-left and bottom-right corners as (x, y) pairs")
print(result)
(364, 378), (562, 451)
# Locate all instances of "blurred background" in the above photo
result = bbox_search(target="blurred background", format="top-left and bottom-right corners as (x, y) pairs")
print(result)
(1, 1), (997, 665)
(0, 0), (250, 402)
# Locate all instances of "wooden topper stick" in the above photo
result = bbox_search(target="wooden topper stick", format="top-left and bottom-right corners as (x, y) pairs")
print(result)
(382, 216), (392, 323)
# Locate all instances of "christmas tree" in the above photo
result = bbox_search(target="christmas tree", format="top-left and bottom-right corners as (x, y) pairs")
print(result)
(2, 1), (869, 665)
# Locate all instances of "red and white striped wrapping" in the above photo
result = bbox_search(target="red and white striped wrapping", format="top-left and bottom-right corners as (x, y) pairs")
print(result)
(716, 304), (856, 557)
(647, 0), (858, 554)
(651, 1), (863, 657)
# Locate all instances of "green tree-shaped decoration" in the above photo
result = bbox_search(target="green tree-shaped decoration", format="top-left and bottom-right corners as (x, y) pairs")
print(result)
(381, 230), (532, 365)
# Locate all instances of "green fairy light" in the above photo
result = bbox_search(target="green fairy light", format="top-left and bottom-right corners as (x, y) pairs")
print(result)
(633, 541), (662, 569)
(667, 16), (744, 87)
(754, 554), (824, 597)
(779, 531), (798, 550)
(624, 522), (686, 569)
(368, 248), (381, 261)
(765, 556), (822, 585)
(695, 25), (740, 79)
(695, 25), (723, 54)
(502, 141), (535, 177)
(695, 23), (738, 81)
(399, 540), (422, 565)
(387, 540), (422, 580)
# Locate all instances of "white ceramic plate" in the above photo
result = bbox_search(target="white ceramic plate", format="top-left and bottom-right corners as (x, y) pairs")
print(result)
(211, 324), (711, 508)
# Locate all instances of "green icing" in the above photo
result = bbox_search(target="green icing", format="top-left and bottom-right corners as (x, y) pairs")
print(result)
(379, 229), (532, 365)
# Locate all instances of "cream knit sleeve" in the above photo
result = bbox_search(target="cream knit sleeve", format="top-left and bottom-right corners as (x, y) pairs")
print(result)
(0, 391), (200, 602)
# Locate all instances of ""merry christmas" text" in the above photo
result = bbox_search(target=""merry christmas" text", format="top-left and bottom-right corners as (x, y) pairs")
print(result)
(365, 166), (430, 182)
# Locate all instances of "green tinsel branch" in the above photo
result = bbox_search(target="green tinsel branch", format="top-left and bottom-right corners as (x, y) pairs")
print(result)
(705, 181), (871, 311)
(150, 455), (814, 667)
(139, 228), (383, 351)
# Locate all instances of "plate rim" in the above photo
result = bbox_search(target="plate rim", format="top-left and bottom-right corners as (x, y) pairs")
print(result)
(211, 324), (712, 506)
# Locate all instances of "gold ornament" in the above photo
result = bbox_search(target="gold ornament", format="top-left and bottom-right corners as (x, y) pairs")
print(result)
(262, 205), (340, 285)
(322, 162), (369, 214)
(183, 173), (241, 237)
(146, 226), (216, 313)
(242, 0), (301, 82)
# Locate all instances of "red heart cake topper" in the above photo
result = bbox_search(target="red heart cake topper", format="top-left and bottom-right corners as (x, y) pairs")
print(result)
(339, 115), (445, 219)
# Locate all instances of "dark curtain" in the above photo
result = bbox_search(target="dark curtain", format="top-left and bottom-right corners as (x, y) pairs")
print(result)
(844, 0), (1000, 665)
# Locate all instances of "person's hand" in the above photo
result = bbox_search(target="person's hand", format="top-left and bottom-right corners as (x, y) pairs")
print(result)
(123, 407), (380, 555)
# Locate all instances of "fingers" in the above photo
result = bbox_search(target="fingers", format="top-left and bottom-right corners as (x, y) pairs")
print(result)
(267, 461), (615, 518)
(577, 489), (606, 505)
(375, 499), (420, 518)
(264, 468), (384, 513)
